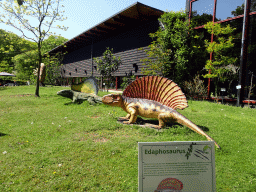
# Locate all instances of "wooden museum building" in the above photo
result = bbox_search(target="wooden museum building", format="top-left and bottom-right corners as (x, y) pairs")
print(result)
(48, 2), (164, 89)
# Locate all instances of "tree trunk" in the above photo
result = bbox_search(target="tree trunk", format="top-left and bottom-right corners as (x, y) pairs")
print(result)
(35, 41), (42, 97)
(214, 79), (218, 103)
(248, 72), (253, 107)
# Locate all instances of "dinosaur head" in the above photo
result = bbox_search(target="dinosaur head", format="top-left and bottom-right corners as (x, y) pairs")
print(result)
(102, 94), (123, 107)
(57, 90), (73, 99)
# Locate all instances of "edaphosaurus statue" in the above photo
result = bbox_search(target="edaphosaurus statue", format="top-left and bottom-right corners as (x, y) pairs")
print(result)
(102, 76), (220, 148)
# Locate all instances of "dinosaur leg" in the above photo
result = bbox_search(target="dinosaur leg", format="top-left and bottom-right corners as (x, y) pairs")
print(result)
(119, 114), (131, 120)
(158, 113), (169, 128)
(149, 112), (172, 129)
(123, 107), (137, 124)
(143, 112), (169, 129)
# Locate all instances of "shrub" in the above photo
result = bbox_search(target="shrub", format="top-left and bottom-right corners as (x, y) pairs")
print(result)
(183, 75), (207, 100)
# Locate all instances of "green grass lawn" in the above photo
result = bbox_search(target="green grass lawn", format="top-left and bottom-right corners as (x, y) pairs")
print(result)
(0, 85), (256, 191)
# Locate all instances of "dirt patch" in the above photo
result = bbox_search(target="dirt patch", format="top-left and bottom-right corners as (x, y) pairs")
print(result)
(117, 118), (164, 131)
(74, 130), (135, 142)
(93, 137), (109, 143)
(90, 116), (100, 119)
(9, 94), (32, 97)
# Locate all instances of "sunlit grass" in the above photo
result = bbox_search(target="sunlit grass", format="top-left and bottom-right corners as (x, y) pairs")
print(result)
(0, 86), (256, 191)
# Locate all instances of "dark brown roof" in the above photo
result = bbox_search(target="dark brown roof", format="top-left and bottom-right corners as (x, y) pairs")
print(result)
(48, 2), (164, 55)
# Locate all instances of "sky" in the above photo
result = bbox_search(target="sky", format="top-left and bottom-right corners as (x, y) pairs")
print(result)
(0, 0), (186, 41)
(0, 0), (247, 41)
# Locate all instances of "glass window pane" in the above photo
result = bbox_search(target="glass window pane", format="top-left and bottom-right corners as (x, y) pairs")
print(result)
(191, 0), (214, 27)
(248, 14), (256, 94)
(251, 1), (256, 12)
(192, 0), (214, 16)
(216, 0), (244, 21)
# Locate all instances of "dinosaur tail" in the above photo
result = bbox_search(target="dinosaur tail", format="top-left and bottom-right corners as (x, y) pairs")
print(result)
(172, 111), (221, 149)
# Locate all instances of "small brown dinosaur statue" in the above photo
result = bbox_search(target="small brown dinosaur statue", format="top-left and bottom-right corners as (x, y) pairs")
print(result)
(102, 76), (220, 149)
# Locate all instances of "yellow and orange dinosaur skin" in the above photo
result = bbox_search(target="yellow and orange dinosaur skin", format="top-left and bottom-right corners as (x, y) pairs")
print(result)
(102, 94), (221, 149)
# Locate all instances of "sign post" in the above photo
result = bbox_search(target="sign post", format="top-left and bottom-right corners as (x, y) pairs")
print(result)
(138, 141), (216, 192)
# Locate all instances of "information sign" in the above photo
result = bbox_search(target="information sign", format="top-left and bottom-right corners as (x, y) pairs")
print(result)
(138, 141), (216, 192)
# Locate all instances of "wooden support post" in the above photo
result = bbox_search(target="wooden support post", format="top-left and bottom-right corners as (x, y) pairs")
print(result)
(189, 0), (192, 23)
(91, 39), (93, 76)
(116, 77), (118, 90)
(207, 0), (217, 99)
(101, 76), (103, 89)
(237, 0), (251, 107)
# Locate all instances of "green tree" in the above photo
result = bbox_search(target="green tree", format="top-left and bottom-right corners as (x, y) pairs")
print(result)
(203, 21), (237, 97)
(120, 75), (135, 90)
(94, 47), (121, 91)
(12, 48), (36, 80)
(16, 0), (24, 6)
(231, 1), (256, 17)
(190, 12), (216, 27)
(12, 35), (67, 84)
(41, 35), (67, 85)
(43, 51), (66, 85)
(231, 3), (245, 16)
(0, 0), (67, 96)
(140, 10), (198, 85)
(0, 29), (35, 74)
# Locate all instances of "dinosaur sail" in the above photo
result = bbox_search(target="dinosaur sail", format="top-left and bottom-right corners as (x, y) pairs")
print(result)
(123, 76), (188, 110)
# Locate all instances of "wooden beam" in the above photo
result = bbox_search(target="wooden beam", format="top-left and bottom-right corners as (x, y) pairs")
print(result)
(87, 31), (101, 36)
(112, 15), (137, 24)
(103, 22), (119, 29)
(92, 27), (108, 33)
(115, 76), (118, 90)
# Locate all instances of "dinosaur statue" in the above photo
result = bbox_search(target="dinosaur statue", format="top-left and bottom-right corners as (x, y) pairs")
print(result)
(71, 76), (98, 95)
(57, 89), (102, 104)
(102, 76), (220, 149)
(57, 76), (101, 104)
(33, 63), (46, 86)
(39, 63), (46, 86)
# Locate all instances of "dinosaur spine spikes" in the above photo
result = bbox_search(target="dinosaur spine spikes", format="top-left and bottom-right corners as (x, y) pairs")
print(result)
(122, 76), (188, 110)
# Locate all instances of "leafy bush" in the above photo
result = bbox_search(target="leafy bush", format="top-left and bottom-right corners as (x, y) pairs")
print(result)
(183, 75), (207, 100)
(120, 75), (135, 90)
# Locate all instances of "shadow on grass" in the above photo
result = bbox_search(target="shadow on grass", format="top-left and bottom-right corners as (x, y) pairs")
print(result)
(64, 101), (83, 105)
(197, 125), (210, 132)
(64, 100), (99, 106)
(0, 86), (7, 91)
(118, 117), (183, 129)
(118, 116), (210, 132)
(0, 132), (8, 137)
(137, 118), (182, 128)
